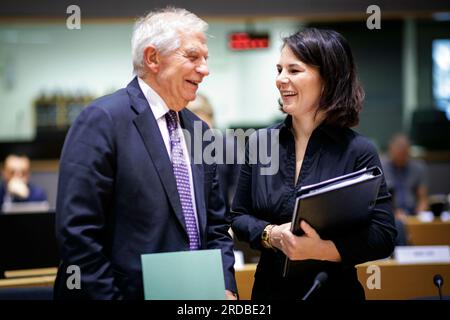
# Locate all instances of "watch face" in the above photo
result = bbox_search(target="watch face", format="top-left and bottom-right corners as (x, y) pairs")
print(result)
(262, 230), (268, 240)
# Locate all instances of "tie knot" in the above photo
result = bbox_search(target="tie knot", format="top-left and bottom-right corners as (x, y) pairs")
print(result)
(165, 110), (178, 132)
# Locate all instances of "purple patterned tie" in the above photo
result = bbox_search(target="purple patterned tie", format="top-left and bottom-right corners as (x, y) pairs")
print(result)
(165, 110), (200, 250)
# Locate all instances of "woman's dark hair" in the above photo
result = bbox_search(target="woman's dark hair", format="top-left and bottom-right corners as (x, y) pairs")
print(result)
(281, 28), (364, 128)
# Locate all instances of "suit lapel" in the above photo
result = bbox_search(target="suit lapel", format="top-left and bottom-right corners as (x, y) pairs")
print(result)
(127, 78), (187, 234)
(179, 110), (207, 244)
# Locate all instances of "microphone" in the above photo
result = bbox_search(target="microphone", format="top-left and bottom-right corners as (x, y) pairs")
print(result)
(433, 274), (444, 300)
(302, 272), (328, 300)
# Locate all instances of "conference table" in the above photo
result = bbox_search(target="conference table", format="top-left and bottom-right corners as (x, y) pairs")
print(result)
(235, 260), (450, 300)
(1, 214), (449, 299)
(356, 259), (450, 300)
(1, 262), (449, 300)
(404, 216), (450, 246)
(0, 268), (57, 289)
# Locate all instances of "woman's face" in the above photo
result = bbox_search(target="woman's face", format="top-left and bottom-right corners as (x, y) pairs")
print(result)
(276, 45), (323, 118)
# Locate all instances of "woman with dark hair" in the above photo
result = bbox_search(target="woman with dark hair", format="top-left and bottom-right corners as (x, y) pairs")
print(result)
(231, 28), (397, 300)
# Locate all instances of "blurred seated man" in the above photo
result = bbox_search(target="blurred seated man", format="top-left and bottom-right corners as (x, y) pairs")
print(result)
(187, 93), (214, 128)
(382, 134), (429, 246)
(382, 134), (429, 219)
(187, 95), (260, 264)
(0, 154), (47, 212)
(187, 94), (240, 210)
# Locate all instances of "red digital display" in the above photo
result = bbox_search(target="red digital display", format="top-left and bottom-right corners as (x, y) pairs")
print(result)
(228, 32), (270, 51)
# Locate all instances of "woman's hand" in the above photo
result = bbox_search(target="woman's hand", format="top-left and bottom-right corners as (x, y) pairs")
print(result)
(269, 222), (291, 250)
(279, 220), (341, 262)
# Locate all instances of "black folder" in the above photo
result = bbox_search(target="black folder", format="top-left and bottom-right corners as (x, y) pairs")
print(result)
(282, 166), (383, 277)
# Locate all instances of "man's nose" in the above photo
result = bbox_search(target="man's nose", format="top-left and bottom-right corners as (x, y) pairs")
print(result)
(196, 60), (209, 77)
(12, 170), (27, 179)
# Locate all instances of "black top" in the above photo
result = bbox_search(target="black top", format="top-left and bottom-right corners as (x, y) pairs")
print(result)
(231, 116), (397, 300)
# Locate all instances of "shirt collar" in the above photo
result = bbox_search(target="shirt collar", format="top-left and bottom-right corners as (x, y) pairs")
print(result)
(137, 77), (170, 120)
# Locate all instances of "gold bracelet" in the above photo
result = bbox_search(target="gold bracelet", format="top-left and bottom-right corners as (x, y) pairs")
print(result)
(261, 224), (275, 249)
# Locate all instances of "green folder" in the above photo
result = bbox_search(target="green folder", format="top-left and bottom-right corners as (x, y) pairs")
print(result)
(141, 249), (225, 300)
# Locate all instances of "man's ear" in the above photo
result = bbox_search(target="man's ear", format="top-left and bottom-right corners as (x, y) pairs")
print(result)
(143, 46), (159, 73)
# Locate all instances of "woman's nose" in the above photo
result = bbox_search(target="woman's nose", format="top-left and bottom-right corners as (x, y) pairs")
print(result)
(276, 74), (289, 86)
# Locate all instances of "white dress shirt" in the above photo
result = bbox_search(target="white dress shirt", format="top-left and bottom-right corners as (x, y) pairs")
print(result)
(137, 77), (200, 234)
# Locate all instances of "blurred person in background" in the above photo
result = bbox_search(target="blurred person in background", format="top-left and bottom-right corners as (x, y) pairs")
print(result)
(0, 154), (47, 212)
(187, 93), (214, 128)
(382, 133), (429, 245)
(187, 94), (258, 264)
(382, 133), (429, 220)
(187, 94), (241, 211)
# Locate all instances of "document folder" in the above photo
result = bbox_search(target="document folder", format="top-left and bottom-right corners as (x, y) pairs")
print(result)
(282, 166), (383, 277)
(141, 249), (225, 300)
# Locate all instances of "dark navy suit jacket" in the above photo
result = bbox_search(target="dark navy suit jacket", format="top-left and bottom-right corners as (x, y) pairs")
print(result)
(54, 78), (236, 299)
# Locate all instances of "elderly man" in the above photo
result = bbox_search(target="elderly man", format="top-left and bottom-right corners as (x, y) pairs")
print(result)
(54, 7), (237, 299)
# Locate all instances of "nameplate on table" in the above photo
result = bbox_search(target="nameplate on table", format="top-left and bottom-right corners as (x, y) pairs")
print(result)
(394, 245), (450, 264)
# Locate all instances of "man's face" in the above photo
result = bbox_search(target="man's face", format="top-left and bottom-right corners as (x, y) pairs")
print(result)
(154, 32), (209, 111)
(389, 137), (410, 167)
(2, 156), (30, 183)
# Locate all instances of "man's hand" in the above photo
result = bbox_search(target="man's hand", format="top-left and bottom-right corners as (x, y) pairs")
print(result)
(7, 177), (29, 199)
(225, 289), (238, 300)
(395, 208), (409, 222)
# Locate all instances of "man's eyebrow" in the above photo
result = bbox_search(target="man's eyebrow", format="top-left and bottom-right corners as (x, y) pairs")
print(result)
(184, 47), (209, 59)
(184, 48), (200, 55)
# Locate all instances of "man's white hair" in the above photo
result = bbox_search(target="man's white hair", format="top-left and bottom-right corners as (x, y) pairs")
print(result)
(131, 7), (208, 77)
